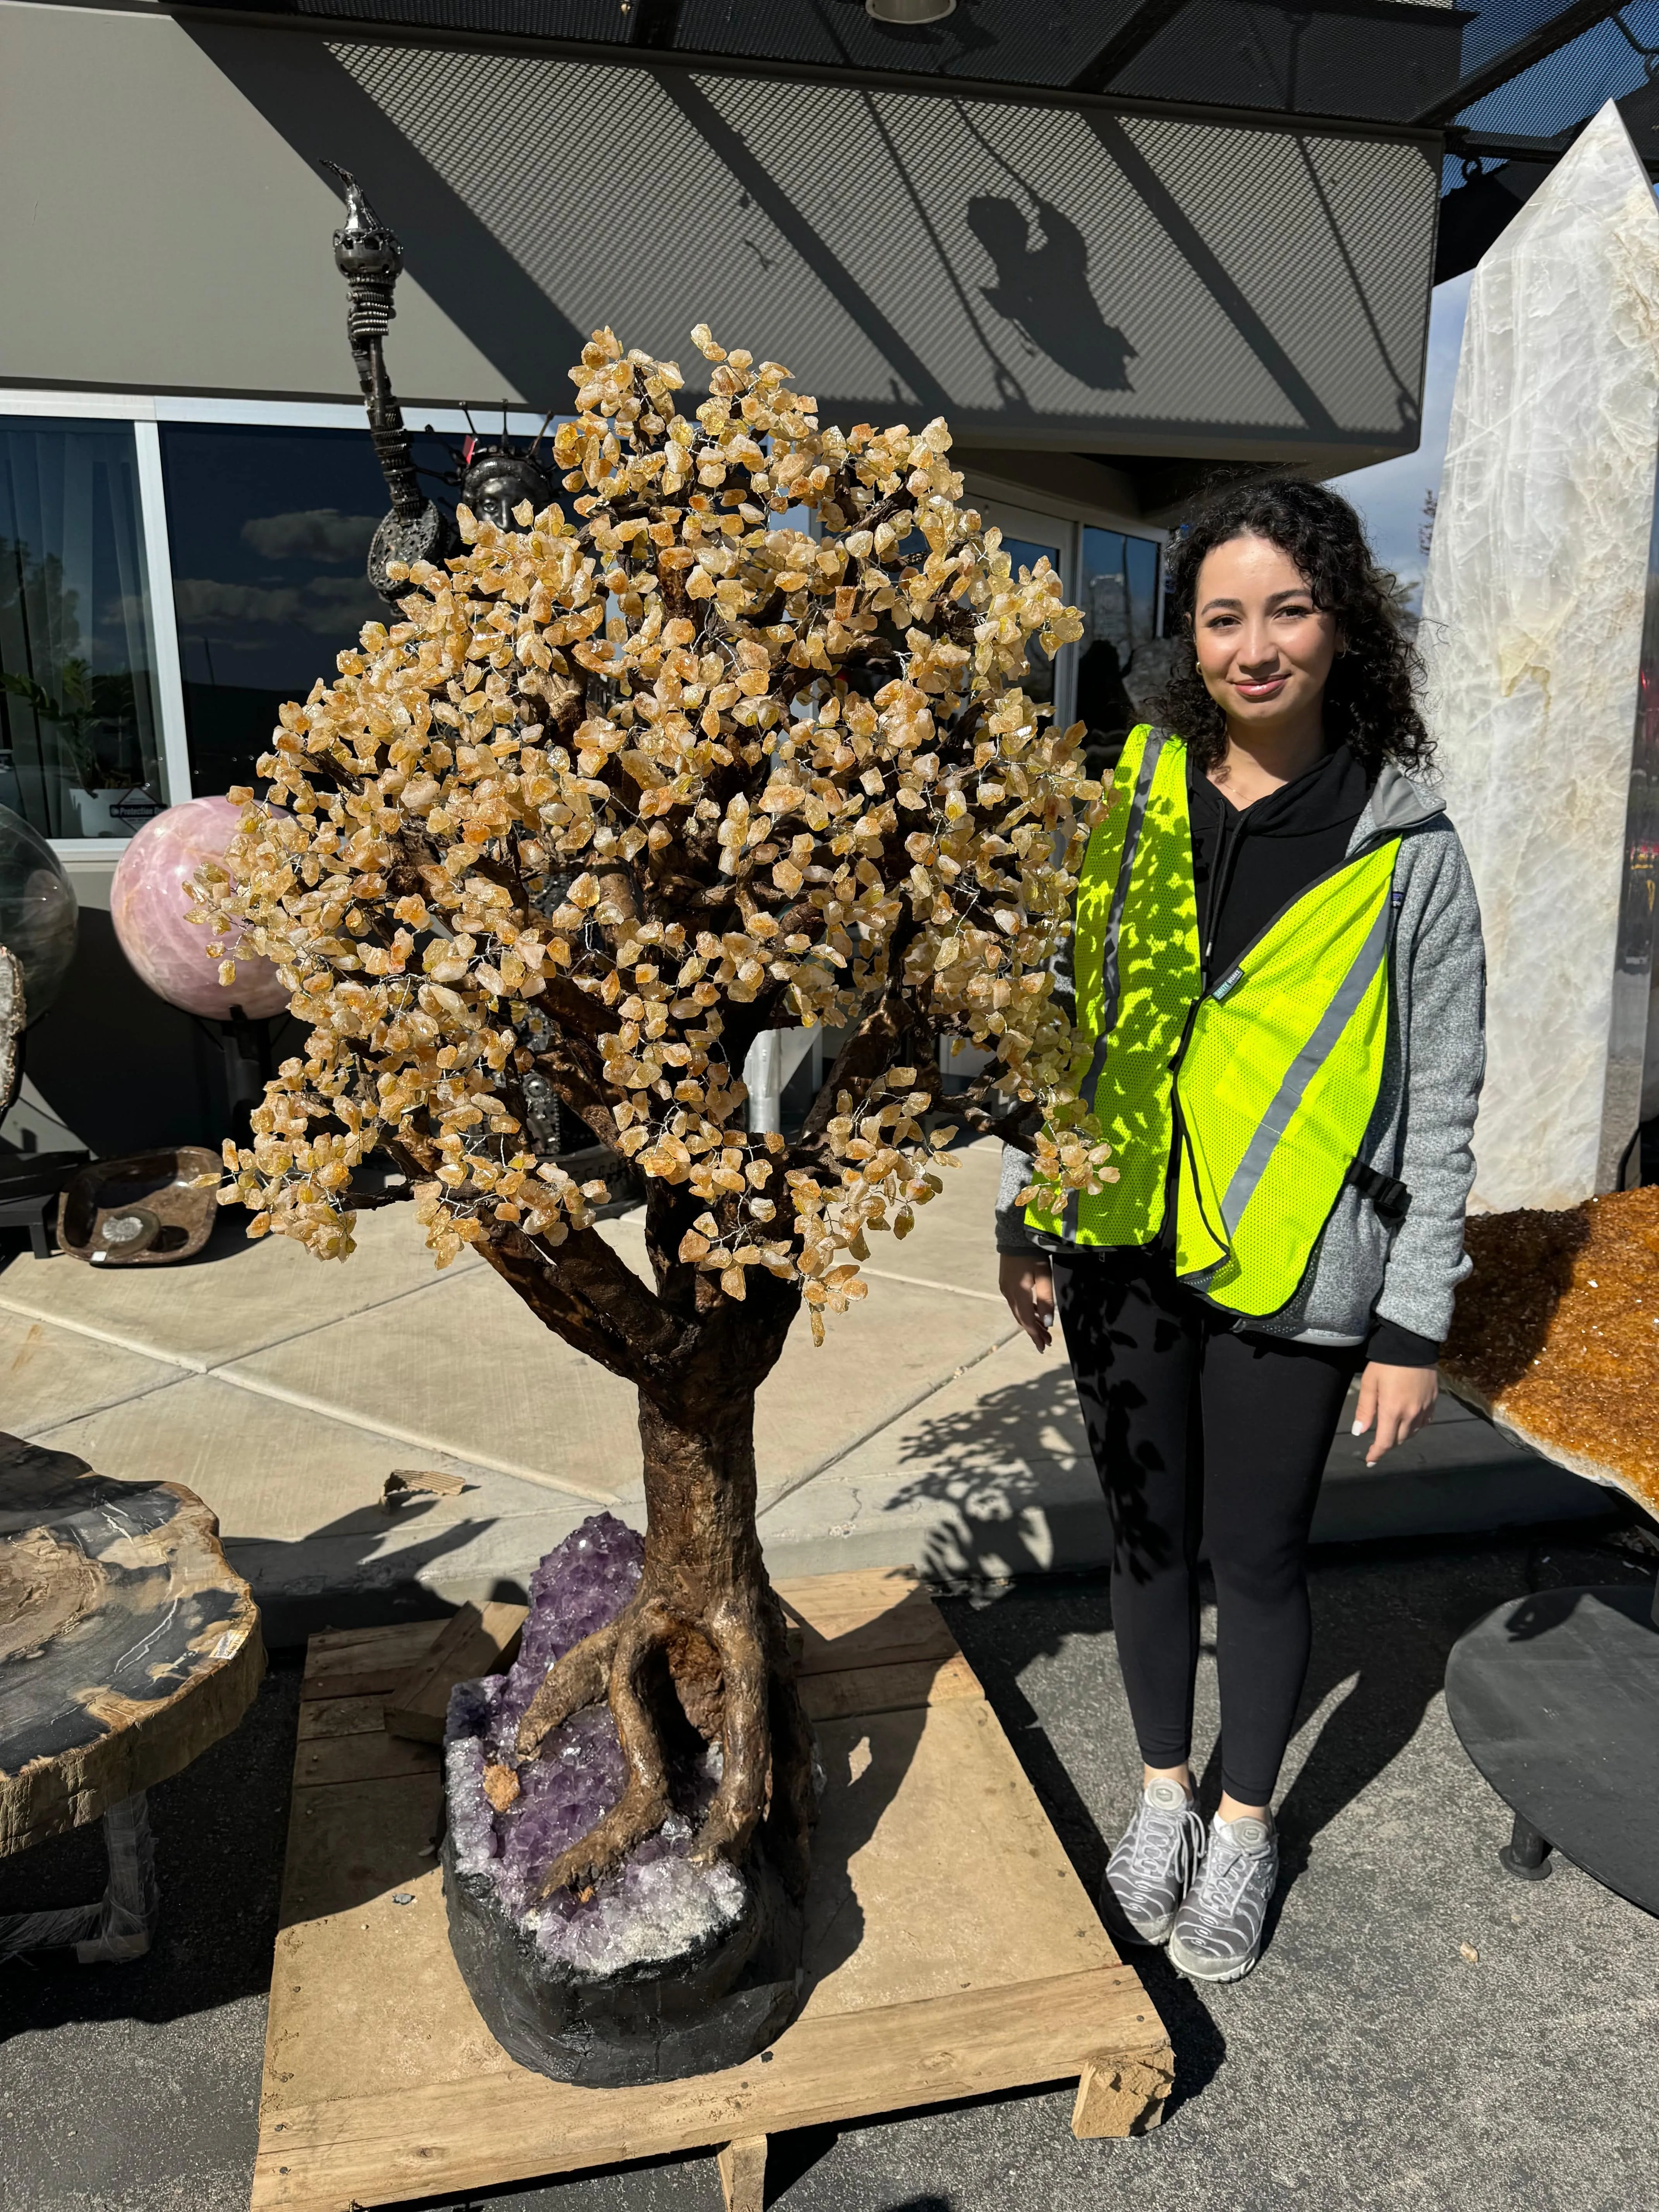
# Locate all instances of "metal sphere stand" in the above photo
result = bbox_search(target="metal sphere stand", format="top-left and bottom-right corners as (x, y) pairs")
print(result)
(1445, 1575), (1659, 1913)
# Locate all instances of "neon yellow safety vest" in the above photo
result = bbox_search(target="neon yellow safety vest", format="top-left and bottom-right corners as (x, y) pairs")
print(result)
(1025, 725), (1401, 1319)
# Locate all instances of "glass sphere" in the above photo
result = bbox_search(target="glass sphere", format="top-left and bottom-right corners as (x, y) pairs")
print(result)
(110, 797), (289, 1020)
(0, 805), (79, 1025)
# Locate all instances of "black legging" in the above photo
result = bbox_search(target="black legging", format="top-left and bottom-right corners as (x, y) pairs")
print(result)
(1053, 1251), (1361, 1805)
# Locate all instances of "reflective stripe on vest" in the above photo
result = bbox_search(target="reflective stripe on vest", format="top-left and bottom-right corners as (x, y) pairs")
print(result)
(1172, 838), (1400, 1314)
(1025, 725), (1402, 1320)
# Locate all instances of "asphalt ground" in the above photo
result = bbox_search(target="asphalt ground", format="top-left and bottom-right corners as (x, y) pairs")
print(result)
(3, 1527), (1656, 2212)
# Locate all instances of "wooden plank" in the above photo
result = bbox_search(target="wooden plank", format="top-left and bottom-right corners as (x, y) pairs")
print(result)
(270, 1769), (445, 1951)
(1072, 2054), (1172, 2138)
(301, 1622), (441, 1702)
(255, 1577), (1171, 2212)
(251, 1966), (1165, 2209)
(383, 1601), (527, 1743)
(716, 2135), (767, 2212)
(294, 1571), (950, 1709)
(290, 1583), (955, 1716)
(295, 1696), (393, 1745)
(771, 1566), (920, 1621)
(799, 1700), (1118, 2021)
(293, 1572), (952, 1711)
(261, 1695), (1120, 2122)
(799, 1650), (980, 1722)
(777, 1581), (960, 1679)
(294, 1733), (441, 1790)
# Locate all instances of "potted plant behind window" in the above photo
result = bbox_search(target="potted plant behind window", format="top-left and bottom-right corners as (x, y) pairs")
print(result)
(0, 661), (161, 837)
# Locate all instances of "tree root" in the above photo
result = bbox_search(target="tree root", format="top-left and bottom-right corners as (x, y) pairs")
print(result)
(689, 1605), (770, 1867)
(515, 1618), (622, 1760)
(513, 1585), (813, 1903)
(534, 1607), (670, 1898)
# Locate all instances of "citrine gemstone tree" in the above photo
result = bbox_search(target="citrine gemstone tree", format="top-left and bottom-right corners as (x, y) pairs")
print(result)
(199, 325), (1108, 1906)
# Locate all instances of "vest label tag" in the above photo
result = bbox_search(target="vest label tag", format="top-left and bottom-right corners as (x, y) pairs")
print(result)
(1212, 967), (1245, 1002)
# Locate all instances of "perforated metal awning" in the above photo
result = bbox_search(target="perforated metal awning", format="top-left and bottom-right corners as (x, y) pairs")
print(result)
(179, 0), (1659, 280)
(11, 0), (1645, 501)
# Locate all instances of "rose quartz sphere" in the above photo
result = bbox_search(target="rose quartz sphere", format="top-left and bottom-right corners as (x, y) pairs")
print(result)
(111, 797), (289, 1020)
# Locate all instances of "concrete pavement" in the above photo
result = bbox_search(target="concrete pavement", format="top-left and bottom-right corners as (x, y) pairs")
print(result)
(0, 1141), (1611, 1639)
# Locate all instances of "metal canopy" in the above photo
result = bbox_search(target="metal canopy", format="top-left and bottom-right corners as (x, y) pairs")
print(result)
(17, 0), (1638, 504)
(180, 0), (1659, 276)
(171, 0), (1631, 133)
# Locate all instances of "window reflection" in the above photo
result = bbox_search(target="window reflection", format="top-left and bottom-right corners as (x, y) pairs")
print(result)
(0, 418), (165, 840)
(1077, 525), (1161, 764)
(160, 424), (406, 799)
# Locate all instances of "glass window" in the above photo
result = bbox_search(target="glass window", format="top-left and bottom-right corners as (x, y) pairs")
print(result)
(0, 418), (166, 840)
(160, 423), (459, 799)
(1077, 526), (1161, 750)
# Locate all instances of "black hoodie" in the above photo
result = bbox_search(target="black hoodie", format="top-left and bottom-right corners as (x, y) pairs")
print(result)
(1188, 738), (1372, 984)
(1183, 740), (1435, 1369)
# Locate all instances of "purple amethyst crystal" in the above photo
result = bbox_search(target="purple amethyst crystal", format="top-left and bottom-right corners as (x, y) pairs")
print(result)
(441, 1511), (808, 2084)
(493, 1510), (644, 1750)
(444, 1512), (747, 1977)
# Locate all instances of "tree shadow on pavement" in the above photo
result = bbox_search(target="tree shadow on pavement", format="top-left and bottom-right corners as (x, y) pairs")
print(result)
(884, 1364), (1104, 1584)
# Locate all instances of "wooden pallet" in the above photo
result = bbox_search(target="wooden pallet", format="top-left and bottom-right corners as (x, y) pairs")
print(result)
(252, 1569), (1172, 2212)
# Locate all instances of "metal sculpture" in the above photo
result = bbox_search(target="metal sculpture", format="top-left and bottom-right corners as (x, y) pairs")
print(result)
(325, 167), (556, 598)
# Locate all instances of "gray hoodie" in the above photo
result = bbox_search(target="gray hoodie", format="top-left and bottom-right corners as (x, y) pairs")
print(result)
(994, 764), (1487, 1347)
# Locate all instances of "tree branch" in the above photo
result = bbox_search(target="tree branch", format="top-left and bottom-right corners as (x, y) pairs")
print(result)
(479, 1220), (687, 1399)
(380, 1127), (683, 1399)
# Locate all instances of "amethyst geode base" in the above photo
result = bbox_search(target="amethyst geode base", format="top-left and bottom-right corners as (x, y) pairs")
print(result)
(440, 1513), (806, 2087)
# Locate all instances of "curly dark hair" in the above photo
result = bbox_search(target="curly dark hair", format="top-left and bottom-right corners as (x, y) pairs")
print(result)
(1148, 477), (1432, 778)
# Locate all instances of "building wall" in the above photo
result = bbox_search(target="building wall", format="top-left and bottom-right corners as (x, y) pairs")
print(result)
(1, 4), (1439, 472)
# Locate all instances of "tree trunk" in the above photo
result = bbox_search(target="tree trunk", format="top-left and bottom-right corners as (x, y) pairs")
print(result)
(514, 1386), (814, 1899)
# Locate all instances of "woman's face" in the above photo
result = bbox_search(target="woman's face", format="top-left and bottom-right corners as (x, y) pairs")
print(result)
(1191, 532), (1338, 734)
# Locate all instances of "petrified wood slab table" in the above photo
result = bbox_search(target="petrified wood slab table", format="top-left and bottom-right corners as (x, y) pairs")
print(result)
(0, 1434), (264, 1961)
(252, 1570), (1172, 2212)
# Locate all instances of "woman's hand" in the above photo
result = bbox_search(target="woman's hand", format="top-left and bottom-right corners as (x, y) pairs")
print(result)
(1352, 1361), (1438, 1465)
(1000, 1253), (1056, 1354)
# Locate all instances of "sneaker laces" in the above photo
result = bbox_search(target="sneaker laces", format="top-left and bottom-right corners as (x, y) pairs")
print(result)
(1126, 1795), (1199, 1883)
(1187, 1832), (1265, 1929)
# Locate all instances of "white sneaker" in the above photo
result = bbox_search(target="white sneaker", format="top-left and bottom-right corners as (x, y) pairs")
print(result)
(1168, 1810), (1279, 1982)
(1100, 1778), (1207, 1946)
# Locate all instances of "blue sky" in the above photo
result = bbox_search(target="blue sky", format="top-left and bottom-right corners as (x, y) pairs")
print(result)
(1328, 271), (1473, 606)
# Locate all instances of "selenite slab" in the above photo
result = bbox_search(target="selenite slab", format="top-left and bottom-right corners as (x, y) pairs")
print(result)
(1421, 102), (1659, 1211)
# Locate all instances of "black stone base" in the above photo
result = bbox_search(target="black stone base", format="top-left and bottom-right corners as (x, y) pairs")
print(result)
(441, 1831), (805, 2087)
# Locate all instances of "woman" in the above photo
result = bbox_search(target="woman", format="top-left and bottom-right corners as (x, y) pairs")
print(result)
(998, 479), (1484, 1984)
